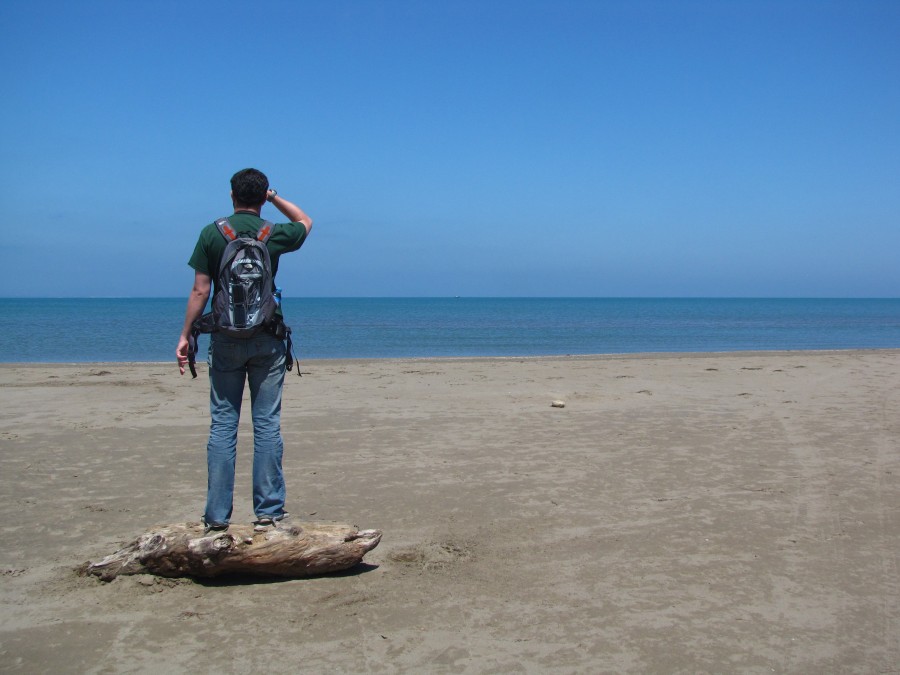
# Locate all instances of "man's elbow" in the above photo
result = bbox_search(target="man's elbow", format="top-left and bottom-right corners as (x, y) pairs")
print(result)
(303, 217), (313, 234)
(191, 280), (211, 300)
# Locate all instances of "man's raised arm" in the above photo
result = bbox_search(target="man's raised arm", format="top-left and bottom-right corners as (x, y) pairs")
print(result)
(267, 190), (313, 235)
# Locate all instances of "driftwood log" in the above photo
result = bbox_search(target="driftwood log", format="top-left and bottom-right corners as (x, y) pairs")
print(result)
(84, 521), (381, 581)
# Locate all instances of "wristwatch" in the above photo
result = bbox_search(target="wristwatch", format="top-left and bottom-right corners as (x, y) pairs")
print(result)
(267, 189), (277, 202)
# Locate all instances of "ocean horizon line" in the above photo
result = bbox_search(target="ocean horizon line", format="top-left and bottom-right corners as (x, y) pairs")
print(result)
(3, 295), (899, 301)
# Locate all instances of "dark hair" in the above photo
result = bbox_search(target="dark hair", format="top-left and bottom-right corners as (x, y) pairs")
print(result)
(230, 168), (269, 207)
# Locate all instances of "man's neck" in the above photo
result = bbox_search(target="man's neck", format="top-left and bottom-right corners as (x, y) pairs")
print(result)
(232, 201), (263, 216)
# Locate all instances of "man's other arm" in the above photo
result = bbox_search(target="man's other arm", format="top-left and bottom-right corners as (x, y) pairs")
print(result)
(176, 271), (212, 375)
(267, 191), (313, 235)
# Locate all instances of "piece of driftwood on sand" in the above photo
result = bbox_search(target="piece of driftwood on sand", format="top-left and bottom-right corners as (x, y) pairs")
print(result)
(83, 521), (382, 581)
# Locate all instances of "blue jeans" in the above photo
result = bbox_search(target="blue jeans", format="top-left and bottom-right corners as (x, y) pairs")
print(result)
(204, 332), (287, 526)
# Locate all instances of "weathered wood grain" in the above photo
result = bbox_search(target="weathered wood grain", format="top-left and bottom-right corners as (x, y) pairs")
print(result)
(84, 521), (381, 581)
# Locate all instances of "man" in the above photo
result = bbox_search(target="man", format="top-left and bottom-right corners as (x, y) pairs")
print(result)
(176, 168), (313, 532)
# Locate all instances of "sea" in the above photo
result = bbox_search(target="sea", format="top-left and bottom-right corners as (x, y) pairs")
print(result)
(2, 297), (900, 363)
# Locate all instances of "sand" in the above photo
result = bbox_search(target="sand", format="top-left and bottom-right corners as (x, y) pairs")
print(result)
(1, 350), (898, 673)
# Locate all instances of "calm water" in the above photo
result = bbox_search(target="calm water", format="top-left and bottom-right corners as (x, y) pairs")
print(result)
(2, 297), (899, 363)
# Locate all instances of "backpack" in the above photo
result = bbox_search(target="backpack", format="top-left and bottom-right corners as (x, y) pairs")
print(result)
(202, 218), (277, 336)
(186, 217), (299, 378)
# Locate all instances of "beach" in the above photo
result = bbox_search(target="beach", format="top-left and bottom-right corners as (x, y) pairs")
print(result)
(1, 350), (898, 672)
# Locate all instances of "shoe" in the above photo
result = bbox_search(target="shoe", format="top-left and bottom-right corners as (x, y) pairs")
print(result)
(202, 518), (228, 535)
(253, 512), (288, 532)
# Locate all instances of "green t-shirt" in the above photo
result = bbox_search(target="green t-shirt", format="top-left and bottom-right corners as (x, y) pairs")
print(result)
(187, 212), (308, 298)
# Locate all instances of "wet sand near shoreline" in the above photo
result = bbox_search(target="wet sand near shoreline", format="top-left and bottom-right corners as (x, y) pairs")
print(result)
(1, 351), (898, 672)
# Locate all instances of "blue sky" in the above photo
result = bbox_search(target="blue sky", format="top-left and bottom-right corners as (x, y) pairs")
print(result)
(1, 0), (898, 297)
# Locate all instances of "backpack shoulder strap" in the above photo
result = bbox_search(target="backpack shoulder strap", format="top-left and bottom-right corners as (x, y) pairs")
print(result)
(256, 220), (277, 244)
(215, 217), (238, 242)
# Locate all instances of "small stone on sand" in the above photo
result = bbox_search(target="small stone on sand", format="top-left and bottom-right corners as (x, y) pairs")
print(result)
(551, 400), (565, 408)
